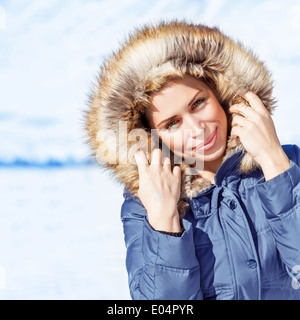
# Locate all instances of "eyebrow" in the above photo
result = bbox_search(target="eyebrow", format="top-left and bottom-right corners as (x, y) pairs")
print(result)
(156, 89), (203, 128)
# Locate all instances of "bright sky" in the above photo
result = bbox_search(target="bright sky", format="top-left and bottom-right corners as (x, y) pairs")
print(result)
(0, 0), (299, 163)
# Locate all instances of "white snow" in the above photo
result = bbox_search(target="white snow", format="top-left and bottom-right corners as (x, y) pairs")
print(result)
(0, 166), (130, 299)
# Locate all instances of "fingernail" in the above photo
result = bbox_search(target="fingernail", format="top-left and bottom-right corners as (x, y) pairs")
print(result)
(163, 157), (170, 164)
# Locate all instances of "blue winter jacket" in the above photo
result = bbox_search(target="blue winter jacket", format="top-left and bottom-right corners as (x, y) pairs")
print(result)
(121, 144), (300, 300)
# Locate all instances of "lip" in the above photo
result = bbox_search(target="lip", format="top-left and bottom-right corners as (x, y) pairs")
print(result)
(194, 129), (217, 152)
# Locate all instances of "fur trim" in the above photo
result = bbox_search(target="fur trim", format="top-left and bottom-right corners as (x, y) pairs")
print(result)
(84, 20), (276, 217)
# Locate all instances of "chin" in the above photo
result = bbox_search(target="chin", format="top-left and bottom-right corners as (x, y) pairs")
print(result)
(198, 142), (226, 163)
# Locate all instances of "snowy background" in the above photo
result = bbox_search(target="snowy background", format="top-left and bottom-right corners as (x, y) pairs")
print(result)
(0, 0), (299, 299)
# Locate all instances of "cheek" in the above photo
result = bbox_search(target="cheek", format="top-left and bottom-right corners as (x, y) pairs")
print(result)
(209, 103), (227, 133)
(210, 103), (225, 121)
(159, 132), (185, 155)
(219, 108), (228, 135)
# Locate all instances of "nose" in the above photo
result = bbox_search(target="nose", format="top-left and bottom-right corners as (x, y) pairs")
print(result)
(185, 116), (206, 138)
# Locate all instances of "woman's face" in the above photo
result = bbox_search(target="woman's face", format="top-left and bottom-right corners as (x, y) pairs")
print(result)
(146, 76), (228, 168)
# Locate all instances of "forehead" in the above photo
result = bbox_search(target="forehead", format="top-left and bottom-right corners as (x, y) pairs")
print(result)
(150, 76), (208, 111)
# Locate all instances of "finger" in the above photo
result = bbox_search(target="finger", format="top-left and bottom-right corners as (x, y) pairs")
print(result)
(162, 156), (171, 168)
(163, 157), (173, 174)
(231, 114), (250, 128)
(231, 125), (243, 138)
(151, 148), (162, 165)
(242, 92), (267, 114)
(134, 149), (149, 168)
(229, 103), (257, 119)
(173, 165), (181, 178)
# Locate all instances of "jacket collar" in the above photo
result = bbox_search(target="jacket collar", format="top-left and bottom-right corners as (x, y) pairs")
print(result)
(214, 150), (244, 188)
(187, 150), (244, 219)
(188, 150), (243, 199)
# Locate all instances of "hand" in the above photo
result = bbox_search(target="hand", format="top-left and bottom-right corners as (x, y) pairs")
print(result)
(134, 148), (182, 232)
(229, 92), (290, 181)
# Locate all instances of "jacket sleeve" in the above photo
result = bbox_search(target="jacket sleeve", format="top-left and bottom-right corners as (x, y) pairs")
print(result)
(120, 194), (202, 300)
(255, 144), (300, 274)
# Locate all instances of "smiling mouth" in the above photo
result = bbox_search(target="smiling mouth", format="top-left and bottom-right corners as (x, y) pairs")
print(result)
(193, 129), (217, 152)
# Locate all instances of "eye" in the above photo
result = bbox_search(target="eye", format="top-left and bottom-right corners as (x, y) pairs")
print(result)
(192, 99), (205, 110)
(165, 119), (179, 130)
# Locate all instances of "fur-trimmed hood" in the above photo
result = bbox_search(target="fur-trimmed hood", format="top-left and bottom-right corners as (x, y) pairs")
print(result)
(85, 20), (276, 216)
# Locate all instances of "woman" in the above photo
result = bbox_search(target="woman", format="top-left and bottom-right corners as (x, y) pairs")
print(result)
(85, 21), (300, 300)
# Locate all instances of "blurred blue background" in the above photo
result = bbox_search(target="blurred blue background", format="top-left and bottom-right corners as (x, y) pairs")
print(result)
(0, 0), (299, 300)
